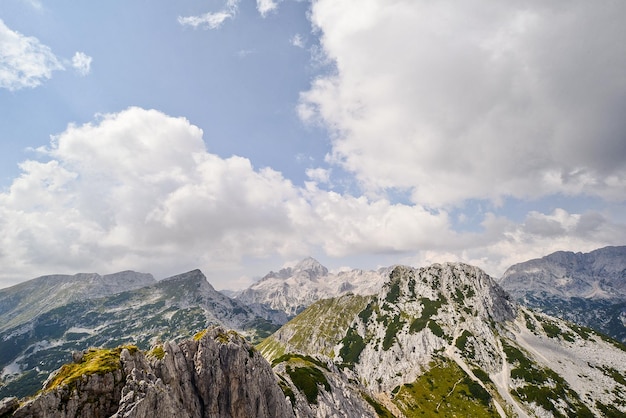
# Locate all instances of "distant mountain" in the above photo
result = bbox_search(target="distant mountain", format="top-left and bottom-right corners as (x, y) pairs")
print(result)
(0, 271), (156, 332)
(235, 257), (390, 317)
(1, 327), (294, 418)
(0, 269), (283, 399)
(259, 263), (626, 417)
(499, 246), (626, 341)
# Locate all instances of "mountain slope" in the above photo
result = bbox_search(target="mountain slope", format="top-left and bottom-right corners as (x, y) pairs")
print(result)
(2, 327), (294, 418)
(499, 246), (626, 342)
(0, 271), (156, 333)
(260, 262), (626, 417)
(236, 257), (390, 317)
(0, 270), (282, 399)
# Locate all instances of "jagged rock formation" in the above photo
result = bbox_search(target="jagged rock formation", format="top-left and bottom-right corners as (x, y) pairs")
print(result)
(236, 257), (390, 317)
(0, 270), (283, 399)
(3, 327), (294, 418)
(500, 246), (626, 342)
(260, 262), (626, 417)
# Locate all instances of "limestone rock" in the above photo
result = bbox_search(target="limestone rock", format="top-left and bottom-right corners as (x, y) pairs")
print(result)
(6, 327), (294, 418)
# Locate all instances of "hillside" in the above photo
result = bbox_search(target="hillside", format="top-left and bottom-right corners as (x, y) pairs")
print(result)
(260, 263), (626, 417)
(0, 271), (156, 333)
(500, 246), (626, 342)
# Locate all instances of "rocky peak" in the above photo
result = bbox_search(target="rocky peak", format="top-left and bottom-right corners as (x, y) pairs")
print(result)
(4, 327), (294, 418)
(259, 257), (329, 282)
(382, 263), (516, 323)
(500, 245), (626, 300)
(332, 262), (517, 392)
(292, 257), (329, 279)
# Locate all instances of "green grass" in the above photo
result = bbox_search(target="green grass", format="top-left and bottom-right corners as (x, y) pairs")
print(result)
(339, 327), (366, 364)
(541, 320), (561, 339)
(271, 353), (328, 371)
(362, 393), (395, 418)
(259, 294), (371, 360)
(43, 346), (131, 391)
(277, 376), (296, 408)
(501, 338), (593, 417)
(409, 297), (444, 334)
(193, 329), (208, 341)
(382, 315), (405, 351)
(256, 336), (286, 362)
(385, 280), (401, 304)
(285, 364), (330, 405)
(393, 358), (498, 417)
(149, 345), (165, 360)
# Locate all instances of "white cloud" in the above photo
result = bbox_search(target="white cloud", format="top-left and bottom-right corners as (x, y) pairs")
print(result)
(71, 51), (92, 76)
(0, 19), (64, 90)
(305, 167), (330, 184)
(0, 107), (623, 289)
(301, 1), (626, 207)
(291, 34), (305, 48)
(0, 108), (449, 286)
(178, 0), (239, 29)
(257, 0), (281, 17)
(178, 12), (233, 30)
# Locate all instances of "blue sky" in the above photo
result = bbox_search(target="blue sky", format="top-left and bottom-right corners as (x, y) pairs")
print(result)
(1, 0), (625, 289)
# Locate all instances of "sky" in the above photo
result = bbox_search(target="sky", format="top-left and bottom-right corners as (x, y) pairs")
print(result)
(1, 0), (625, 290)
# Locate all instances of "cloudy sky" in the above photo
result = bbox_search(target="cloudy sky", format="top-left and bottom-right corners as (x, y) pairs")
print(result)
(1, 0), (625, 290)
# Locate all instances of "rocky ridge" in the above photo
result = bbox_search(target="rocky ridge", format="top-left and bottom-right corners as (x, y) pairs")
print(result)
(260, 262), (626, 417)
(0, 271), (156, 333)
(1, 327), (293, 418)
(499, 246), (626, 342)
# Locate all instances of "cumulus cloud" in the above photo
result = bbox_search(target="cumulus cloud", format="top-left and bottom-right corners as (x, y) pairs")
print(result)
(178, 0), (239, 29)
(0, 19), (64, 90)
(0, 108), (451, 285)
(0, 108), (623, 288)
(71, 51), (92, 76)
(301, 1), (626, 207)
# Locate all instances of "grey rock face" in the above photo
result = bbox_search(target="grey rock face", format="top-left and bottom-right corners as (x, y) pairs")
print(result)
(499, 246), (626, 341)
(0, 397), (18, 416)
(500, 246), (626, 300)
(4, 327), (294, 418)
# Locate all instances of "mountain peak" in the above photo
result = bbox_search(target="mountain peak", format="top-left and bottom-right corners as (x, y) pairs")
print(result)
(293, 257), (328, 277)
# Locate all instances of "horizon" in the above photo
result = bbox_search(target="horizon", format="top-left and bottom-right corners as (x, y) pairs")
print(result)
(1, 1), (625, 290)
(1, 245), (623, 292)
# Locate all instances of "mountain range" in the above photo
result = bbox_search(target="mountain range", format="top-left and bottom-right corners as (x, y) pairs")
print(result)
(0, 246), (625, 417)
(0, 269), (284, 399)
(234, 257), (390, 317)
(2, 260), (626, 417)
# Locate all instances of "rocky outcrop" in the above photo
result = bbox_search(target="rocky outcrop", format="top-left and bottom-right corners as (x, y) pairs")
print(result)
(4, 327), (294, 418)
